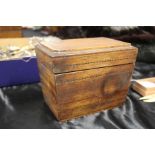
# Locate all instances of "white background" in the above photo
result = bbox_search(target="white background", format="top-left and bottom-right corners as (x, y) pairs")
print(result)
(0, 130), (155, 155)
(0, 0), (155, 155)
(0, 0), (155, 25)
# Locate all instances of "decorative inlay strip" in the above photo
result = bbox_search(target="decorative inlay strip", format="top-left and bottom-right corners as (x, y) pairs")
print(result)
(53, 57), (135, 70)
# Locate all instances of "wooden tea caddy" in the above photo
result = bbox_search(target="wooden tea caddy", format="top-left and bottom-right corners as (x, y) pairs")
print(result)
(35, 37), (138, 121)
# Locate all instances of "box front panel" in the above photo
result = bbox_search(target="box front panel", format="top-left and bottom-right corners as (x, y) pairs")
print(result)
(55, 63), (134, 105)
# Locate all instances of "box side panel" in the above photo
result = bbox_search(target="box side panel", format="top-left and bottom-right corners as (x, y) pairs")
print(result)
(35, 47), (56, 90)
(35, 47), (59, 118)
(41, 84), (59, 120)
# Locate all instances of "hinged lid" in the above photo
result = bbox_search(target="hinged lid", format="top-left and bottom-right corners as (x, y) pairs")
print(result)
(36, 37), (138, 73)
(42, 37), (130, 52)
(39, 37), (134, 57)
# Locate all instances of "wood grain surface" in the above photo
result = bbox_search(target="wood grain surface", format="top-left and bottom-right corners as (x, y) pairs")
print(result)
(35, 37), (138, 121)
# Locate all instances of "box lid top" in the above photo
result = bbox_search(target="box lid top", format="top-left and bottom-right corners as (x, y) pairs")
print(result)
(39, 37), (134, 57)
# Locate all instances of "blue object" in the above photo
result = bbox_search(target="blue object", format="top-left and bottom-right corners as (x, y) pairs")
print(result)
(0, 57), (40, 87)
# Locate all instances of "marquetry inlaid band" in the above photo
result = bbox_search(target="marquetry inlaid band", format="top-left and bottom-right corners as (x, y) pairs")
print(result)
(54, 57), (135, 68)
